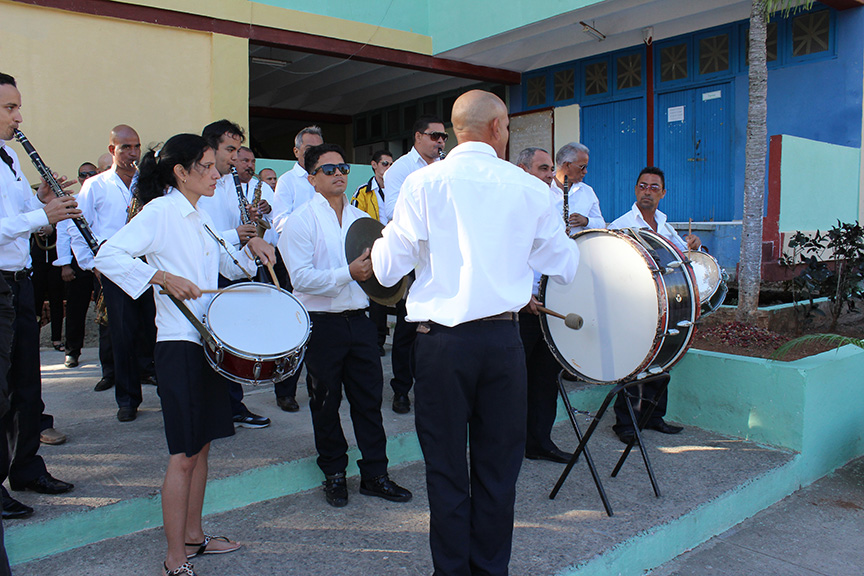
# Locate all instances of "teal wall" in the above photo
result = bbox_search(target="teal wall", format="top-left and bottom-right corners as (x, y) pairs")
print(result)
(257, 159), (374, 200)
(778, 135), (861, 232)
(250, 0), (605, 53)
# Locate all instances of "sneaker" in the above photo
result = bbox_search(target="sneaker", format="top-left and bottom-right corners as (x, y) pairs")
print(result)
(233, 411), (270, 429)
(64, 354), (79, 368)
(392, 393), (411, 414)
(40, 427), (67, 445)
(323, 472), (348, 507)
(359, 474), (412, 503)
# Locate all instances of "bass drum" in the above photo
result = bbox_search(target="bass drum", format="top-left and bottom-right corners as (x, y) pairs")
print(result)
(687, 250), (728, 316)
(204, 283), (311, 385)
(539, 228), (698, 384)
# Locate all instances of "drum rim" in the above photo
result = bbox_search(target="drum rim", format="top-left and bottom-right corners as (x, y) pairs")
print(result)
(205, 282), (312, 359)
(687, 250), (722, 303)
(538, 229), (668, 385)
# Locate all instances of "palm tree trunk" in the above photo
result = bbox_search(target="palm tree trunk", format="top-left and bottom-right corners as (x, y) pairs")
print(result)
(737, 0), (769, 321)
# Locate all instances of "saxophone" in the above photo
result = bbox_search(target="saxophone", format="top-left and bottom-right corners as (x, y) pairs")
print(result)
(252, 179), (267, 238)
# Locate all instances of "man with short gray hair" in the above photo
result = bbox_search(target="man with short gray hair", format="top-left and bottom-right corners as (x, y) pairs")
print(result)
(553, 142), (605, 235)
(272, 125), (324, 235)
(515, 147), (554, 186)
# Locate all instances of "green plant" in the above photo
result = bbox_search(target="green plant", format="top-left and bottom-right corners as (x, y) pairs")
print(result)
(780, 221), (864, 331)
(773, 333), (864, 360)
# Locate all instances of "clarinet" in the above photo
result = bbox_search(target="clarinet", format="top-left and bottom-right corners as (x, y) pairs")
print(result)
(13, 129), (100, 255)
(438, 147), (446, 161)
(231, 166), (253, 225)
(562, 175), (570, 237)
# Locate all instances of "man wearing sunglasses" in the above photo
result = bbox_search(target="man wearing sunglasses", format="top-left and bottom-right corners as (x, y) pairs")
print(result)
(553, 142), (606, 236)
(279, 143), (412, 509)
(272, 125), (324, 236)
(608, 166), (701, 445)
(381, 115), (447, 415)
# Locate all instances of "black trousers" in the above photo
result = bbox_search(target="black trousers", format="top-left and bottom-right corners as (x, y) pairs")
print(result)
(0, 275), (48, 485)
(62, 260), (93, 357)
(389, 298), (416, 396)
(30, 242), (64, 343)
(304, 311), (388, 478)
(368, 301), (390, 349)
(414, 318), (526, 576)
(519, 312), (562, 454)
(613, 379), (668, 434)
(100, 276), (156, 410)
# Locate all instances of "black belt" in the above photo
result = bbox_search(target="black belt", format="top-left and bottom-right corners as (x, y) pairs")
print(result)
(309, 308), (368, 318)
(1, 268), (32, 282)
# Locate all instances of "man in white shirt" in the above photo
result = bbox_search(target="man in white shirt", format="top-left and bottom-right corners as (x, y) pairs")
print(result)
(73, 124), (158, 424)
(0, 72), (78, 522)
(199, 120), (270, 430)
(234, 146), (277, 246)
(259, 168), (278, 191)
(382, 115), (446, 414)
(371, 90), (579, 576)
(514, 147), (572, 464)
(272, 126), (323, 236)
(552, 142), (605, 235)
(280, 143), (412, 509)
(608, 166), (701, 444)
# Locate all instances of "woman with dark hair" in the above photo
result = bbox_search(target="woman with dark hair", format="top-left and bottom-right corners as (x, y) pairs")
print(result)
(95, 133), (275, 576)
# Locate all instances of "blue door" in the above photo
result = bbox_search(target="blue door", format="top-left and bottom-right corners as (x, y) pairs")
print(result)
(580, 97), (646, 223)
(656, 83), (733, 222)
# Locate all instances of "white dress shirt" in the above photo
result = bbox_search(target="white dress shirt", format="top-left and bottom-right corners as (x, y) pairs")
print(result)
(0, 142), (50, 271)
(53, 219), (73, 266)
(382, 147), (434, 222)
(71, 166), (135, 270)
(196, 175), (243, 248)
(609, 203), (689, 252)
(94, 189), (257, 344)
(550, 180), (606, 234)
(372, 141), (580, 327)
(272, 163), (316, 236)
(280, 193), (370, 313)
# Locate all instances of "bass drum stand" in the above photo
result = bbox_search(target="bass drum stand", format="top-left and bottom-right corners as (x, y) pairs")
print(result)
(549, 371), (670, 517)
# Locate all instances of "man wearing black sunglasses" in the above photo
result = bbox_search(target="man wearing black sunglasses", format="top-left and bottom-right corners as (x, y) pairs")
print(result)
(279, 143), (412, 509)
(381, 115), (447, 415)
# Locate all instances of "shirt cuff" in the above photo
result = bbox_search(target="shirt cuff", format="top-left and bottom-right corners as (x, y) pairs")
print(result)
(336, 265), (353, 287)
(25, 208), (50, 232)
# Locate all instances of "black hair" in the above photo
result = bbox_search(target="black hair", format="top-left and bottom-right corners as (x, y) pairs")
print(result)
(412, 115), (444, 136)
(78, 162), (97, 172)
(134, 134), (210, 205)
(0, 73), (16, 87)
(304, 143), (345, 174)
(201, 119), (245, 150)
(371, 149), (393, 164)
(637, 166), (665, 190)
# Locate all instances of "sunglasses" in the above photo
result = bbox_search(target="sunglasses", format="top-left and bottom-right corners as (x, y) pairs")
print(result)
(377, 160), (392, 167)
(78, 170), (97, 179)
(423, 131), (449, 142)
(637, 183), (662, 191)
(311, 163), (351, 176)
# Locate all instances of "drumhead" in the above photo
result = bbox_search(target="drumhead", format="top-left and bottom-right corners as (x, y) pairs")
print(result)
(541, 230), (663, 384)
(206, 283), (310, 357)
(687, 251), (721, 304)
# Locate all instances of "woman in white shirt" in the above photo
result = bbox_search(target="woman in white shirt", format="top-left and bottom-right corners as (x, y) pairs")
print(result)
(95, 134), (274, 576)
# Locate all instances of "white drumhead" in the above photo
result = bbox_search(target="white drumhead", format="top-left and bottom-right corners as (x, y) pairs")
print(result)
(688, 251), (721, 303)
(207, 283), (310, 356)
(544, 231), (661, 383)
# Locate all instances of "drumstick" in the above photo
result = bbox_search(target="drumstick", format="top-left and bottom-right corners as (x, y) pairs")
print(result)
(536, 305), (583, 330)
(688, 218), (692, 256)
(158, 288), (260, 295)
(266, 263), (280, 289)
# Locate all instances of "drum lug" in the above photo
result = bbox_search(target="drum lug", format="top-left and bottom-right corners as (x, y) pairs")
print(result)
(274, 358), (286, 374)
(215, 345), (224, 365)
(253, 361), (262, 382)
(677, 320), (694, 328)
(667, 329), (680, 336)
(666, 261), (683, 268)
(648, 366), (664, 375)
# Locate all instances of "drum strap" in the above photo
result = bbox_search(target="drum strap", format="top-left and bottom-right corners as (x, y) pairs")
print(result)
(165, 293), (218, 351)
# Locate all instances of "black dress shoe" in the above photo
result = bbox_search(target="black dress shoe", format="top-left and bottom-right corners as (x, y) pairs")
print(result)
(323, 472), (348, 507)
(616, 430), (639, 445)
(392, 393), (411, 414)
(276, 396), (300, 412)
(10, 472), (74, 495)
(64, 354), (79, 368)
(117, 407), (137, 422)
(359, 474), (412, 503)
(94, 377), (114, 392)
(646, 420), (684, 435)
(525, 447), (573, 464)
(141, 375), (158, 386)
(1, 488), (33, 519)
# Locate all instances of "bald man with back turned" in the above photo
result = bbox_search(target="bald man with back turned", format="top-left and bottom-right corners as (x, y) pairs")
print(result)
(371, 90), (580, 576)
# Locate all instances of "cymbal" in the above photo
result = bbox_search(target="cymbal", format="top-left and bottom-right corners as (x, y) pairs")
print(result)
(345, 218), (408, 306)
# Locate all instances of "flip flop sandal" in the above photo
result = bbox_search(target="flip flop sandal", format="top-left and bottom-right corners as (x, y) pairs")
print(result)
(163, 561), (195, 575)
(185, 534), (241, 559)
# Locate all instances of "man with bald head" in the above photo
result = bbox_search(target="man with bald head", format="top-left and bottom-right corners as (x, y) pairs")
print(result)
(372, 90), (580, 576)
(72, 125), (157, 422)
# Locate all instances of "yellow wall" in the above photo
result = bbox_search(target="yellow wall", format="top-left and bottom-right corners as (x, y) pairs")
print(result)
(0, 1), (243, 185)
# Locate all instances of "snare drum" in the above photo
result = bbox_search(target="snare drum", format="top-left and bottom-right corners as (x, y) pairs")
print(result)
(539, 228), (698, 384)
(687, 250), (728, 316)
(204, 283), (310, 385)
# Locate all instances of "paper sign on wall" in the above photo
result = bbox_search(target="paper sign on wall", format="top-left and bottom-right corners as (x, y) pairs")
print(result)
(667, 106), (685, 123)
(702, 90), (722, 101)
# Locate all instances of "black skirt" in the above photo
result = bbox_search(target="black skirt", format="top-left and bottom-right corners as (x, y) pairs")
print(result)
(155, 341), (235, 456)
